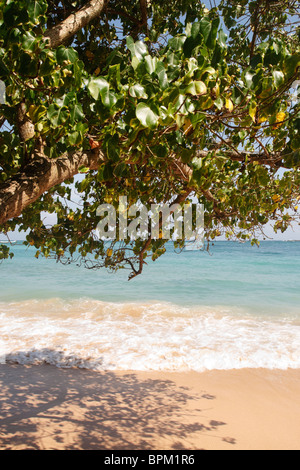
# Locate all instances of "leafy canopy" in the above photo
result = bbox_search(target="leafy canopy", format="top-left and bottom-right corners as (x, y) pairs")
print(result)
(0, 0), (299, 277)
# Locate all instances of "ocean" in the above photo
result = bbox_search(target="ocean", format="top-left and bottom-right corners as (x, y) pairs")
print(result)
(0, 241), (299, 372)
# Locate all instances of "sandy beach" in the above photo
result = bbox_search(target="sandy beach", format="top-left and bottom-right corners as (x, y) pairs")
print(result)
(0, 364), (299, 450)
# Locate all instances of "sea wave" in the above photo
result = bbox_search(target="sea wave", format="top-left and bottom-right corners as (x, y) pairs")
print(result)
(0, 298), (299, 372)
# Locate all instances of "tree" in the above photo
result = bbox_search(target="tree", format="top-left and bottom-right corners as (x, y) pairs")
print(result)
(0, 0), (299, 279)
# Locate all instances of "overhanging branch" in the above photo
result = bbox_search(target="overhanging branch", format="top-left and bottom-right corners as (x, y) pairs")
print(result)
(0, 148), (105, 225)
(0, 140), (288, 227)
(43, 0), (107, 48)
(196, 149), (285, 168)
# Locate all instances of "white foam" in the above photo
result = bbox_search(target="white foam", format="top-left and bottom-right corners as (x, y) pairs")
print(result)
(0, 299), (300, 372)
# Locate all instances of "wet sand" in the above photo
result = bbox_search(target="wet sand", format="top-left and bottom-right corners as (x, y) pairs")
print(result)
(0, 364), (299, 450)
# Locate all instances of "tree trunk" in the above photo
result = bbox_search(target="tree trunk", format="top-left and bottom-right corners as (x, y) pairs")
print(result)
(0, 149), (104, 225)
(43, 0), (107, 48)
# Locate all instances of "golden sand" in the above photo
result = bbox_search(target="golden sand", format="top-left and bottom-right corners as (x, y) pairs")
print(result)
(0, 364), (299, 450)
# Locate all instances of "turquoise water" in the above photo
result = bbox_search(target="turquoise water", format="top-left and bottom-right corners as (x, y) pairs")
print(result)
(1, 241), (300, 315)
(0, 241), (299, 371)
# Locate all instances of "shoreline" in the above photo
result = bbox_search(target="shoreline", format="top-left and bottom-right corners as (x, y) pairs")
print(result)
(0, 364), (299, 450)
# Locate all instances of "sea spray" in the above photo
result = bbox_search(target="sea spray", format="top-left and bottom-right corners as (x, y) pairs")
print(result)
(1, 299), (300, 372)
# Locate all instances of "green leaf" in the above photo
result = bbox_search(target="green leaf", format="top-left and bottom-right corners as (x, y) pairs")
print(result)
(207, 17), (220, 49)
(190, 112), (206, 127)
(192, 157), (203, 172)
(88, 77), (109, 101)
(78, 166), (90, 173)
(245, 71), (255, 89)
(219, 29), (227, 48)
(198, 17), (220, 49)
(152, 144), (168, 159)
(181, 148), (194, 163)
(272, 71), (285, 89)
(168, 35), (186, 51)
(284, 54), (300, 78)
(185, 80), (207, 96)
(56, 46), (78, 65)
(173, 94), (195, 115)
(200, 18), (212, 43)
(59, 91), (76, 107)
(214, 97), (224, 110)
(136, 103), (159, 129)
(103, 134), (120, 161)
(0, 79), (5, 103)
(256, 167), (270, 186)
(68, 131), (80, 146)
(129, 84), (148, 99)
(191, 22), (201, 39)
(291, 138), (300, 151)
(28, 104), (47, 122)
(27, 0), (47, 24)
(156, 62), (169, 90)
(249, 100), (257, 122)
(21, 32), (37, 52)
(284, 150), (300, 168)
(40, 53), (56, 76)
(0, 58), (9, 78)
(126, 36), (148, 61)
(103, 162), (114, 180)
(200, 66), (217, 79)
(19, 52), (38, 77)
(145, 55), (158, 75)
(183, 36), (202, 58)
(101, 89), (117, 108)
(0, 244), (14, 260)
(3, 4), (29, 27)
(108, 64), (121, 87)
(114, 162), (129, 177)
(47, 104), (69, 127)
(167, 52), (180, 66)
(69, 103), (84, 125)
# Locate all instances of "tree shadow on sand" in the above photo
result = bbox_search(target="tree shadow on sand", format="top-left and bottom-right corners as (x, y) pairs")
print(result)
(0, 352), (237, 450)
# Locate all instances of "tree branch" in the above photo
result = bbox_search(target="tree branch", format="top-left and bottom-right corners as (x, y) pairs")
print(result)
(0, 148), (105, 225)
(170, 160), (238, 220)
(129, 190), (192, 280)
(17, 102), (35, 143)
(195, 149), (285, 168)
(43, 0), (107, 48)
(250, 1), (262, 59)
(139, 0), (148, 29)
(0, 140), (287, 226)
